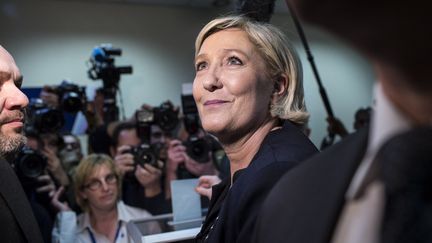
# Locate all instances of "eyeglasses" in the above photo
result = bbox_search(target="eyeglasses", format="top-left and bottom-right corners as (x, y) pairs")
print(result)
(64, 142), (80, 150)
(83, 173), (117, 191)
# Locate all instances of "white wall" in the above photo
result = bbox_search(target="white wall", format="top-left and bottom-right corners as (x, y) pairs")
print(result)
(272, 14), (376, 144)
(1, 0), (375, 146)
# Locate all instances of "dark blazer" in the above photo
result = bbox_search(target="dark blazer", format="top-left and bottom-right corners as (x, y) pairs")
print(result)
(254, 127), (369, 243)
(196, 121), (318, 243)
(0, 158), (44, 243)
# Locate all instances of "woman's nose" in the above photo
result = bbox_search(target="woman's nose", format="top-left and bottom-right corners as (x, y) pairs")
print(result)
(202, 66), (223, 92)
(101, 180), (110, 191)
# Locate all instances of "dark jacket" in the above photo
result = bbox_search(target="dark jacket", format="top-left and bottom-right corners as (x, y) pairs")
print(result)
(254, 127), (369, 243)
(196, 121), (318, 243)
(0, 158), (44, 243)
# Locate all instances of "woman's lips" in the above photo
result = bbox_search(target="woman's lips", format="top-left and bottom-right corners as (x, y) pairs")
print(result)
(100, 193), (114, 200)
(204, 99), (228, 106)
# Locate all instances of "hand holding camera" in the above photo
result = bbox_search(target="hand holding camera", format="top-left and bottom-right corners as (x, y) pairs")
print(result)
(166, 138), (216, 177)
(166, 139), (187, 174)
(114, 145), (136, 176)
(42, 145), (70, 187)
(35, 174), (56, 198)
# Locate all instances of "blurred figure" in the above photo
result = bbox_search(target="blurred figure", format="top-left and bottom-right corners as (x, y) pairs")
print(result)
(59, 133), (83, 178)
(322, 107), (372, 150)
(0, 45), (43, 242)
(18, 131), (66, 242)
(111, 122), (171, 215)
(327, 107), (372, 138)
(255, 1), (432, 243)
(26, 132), (70, 187)
(39, 85), (59, 108)
(87, 88), (115, 155)
(165, 126), (219, 197)
(39, 83), (86, 135)
(51, 154), (160, 242)
(353, 107), (372, 131)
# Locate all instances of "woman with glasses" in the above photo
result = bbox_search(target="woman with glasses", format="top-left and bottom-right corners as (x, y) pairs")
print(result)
(51, 153), (160, 242)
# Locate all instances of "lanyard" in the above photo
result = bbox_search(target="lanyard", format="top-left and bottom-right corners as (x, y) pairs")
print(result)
(87, 221), (123, 243)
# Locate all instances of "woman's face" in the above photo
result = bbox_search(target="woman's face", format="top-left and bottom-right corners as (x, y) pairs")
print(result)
(80, 164), (118, 212)
(193, 28), (273, 141)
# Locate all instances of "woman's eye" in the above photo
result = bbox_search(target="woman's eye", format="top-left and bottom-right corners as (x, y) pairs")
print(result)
(196, 62), (207, 71)
(89, 180), (100, 188)
(227, 56), (242, 65)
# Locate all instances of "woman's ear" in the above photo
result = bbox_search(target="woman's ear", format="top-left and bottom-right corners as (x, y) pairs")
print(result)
(273, 74), (289, 98)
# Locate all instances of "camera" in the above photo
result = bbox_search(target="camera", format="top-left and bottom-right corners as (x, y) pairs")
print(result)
(123, 143), (160, 169)
(25, 98), (65, 134)
(135, 101), (179, 133)
(88, 44), (133, 123)
(52, 80), (86, 113)
(14, 146), (47, 184)
(87, 44), (132, 84)
(154, 102), (180, 132)
(129, 102), (180, 170)
(184, 135), (211, 163)
(127, 103), (176, 170)
(181, 93), (211, 163)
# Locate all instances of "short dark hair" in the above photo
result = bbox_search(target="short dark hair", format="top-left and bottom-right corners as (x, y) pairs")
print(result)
(111, 122), (137, 148)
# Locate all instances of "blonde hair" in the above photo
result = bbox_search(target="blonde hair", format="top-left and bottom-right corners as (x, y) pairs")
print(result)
(195, 15), (309, 124)
(74, 153), (121, 212)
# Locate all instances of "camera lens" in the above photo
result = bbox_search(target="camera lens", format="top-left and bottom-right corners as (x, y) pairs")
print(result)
(122, 144), (160, 169)
(155, 102), (179, 132)
(157, 111), (178, 131)
(61, 92), (84, 113)
(134, 144), (158, 168)
(138, 150), (157, 166)
(186, 136), (210, 163)
(15, 148), (47, 179)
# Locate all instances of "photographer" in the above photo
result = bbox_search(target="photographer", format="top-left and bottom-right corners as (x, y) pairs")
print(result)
(165, 125), (219, 198)
(27, 132), (70, 187)
(87, 88), (120, 155)
(39, 82), (87, 134)
(59, 133), (83, 179)
(17, 134), (61, 242)
(86, 44), (133, 156)
(111, 122), (171, 215)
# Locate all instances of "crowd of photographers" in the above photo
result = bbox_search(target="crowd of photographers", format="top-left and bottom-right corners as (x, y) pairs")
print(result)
(14, 77), (225, 241)
(12, 44), (370, 242)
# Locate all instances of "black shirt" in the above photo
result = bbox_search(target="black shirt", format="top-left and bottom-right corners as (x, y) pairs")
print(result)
(195, 121), (318, 243)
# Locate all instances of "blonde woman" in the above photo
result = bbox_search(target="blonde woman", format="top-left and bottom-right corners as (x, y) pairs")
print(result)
(193, 15), (318, 242)
(51, 154), (160, 242)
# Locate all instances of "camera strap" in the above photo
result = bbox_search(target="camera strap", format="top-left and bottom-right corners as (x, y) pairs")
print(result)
(86, 220), (122, 243)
